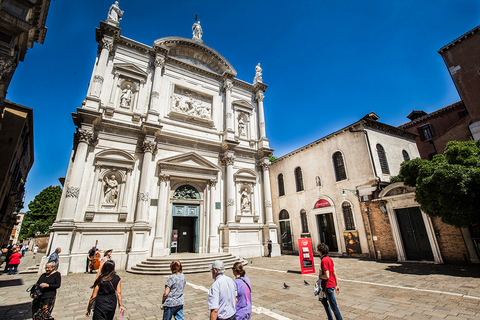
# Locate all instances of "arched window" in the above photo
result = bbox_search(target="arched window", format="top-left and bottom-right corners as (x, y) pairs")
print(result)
(279, 209), (290, 220)
(402, 150), (410, 162)
(342, 202), (355, 230)
(333, 152), (347, 181)
(173, 185), (200, 199)
(278, 174), (285, 196)
(294, 167), (304, 192)
(376, 144), (390, 174)
(315, 176), (321, 187)
(300, 209), (309, 233)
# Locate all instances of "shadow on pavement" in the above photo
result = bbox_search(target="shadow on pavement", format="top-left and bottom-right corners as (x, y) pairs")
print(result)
(0, 278), (24, 287)
(383, 262), (480, 278)
(0, 302), (32, 319)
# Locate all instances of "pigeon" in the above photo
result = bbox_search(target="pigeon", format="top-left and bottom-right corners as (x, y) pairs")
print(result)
(283, 283), (290, 289)
(250, 261), (253, 264)
(304, 280), (309, 285)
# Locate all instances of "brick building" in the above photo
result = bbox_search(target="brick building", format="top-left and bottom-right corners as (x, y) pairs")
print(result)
(398, 101), (471, 159)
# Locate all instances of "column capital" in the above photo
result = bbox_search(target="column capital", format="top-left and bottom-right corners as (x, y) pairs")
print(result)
(258, 161), (270, 171)
(154, 55), (166, 69)
(222, 78), (233, 94)
(256, 90), (265, 102)
(208, 178), (218, 187)
(101, 37), (114, 52)
(75, 128), (94, 144)
(159, 174), (170, 182)
(221, 154), (235, 166)
(142, 140), (157, 153)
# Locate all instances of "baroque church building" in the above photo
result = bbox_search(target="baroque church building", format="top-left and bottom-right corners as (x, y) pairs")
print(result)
(49, 4), (279, 274)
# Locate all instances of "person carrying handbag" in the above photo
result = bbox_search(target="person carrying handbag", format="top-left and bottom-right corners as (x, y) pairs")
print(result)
(86, 260), (124, 320)
(317, 243), (343, 320)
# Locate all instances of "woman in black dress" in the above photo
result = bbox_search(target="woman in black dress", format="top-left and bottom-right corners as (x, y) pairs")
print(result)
(86, 260), (124, 319)
(32, 261), (62, 319)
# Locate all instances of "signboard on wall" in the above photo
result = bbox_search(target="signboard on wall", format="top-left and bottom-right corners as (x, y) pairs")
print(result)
(171, 229), (178, 251)
(314, 199), (331, 208)
(297, 238), (315, 274)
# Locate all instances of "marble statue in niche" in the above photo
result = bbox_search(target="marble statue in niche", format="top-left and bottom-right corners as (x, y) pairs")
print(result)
(104, 174), (119, 205)
(120, 85), (133, 107)
(238, 115), (247, 137)
(107, 1), (123, 23)
(241, 190), (251, 212)
(253, 63), (263, 83)
(171, 87), (212, 120)
(192, 20), (203, 42)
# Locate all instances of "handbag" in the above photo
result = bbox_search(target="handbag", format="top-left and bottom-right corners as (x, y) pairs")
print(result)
(313, 279), (323, 296)
(27, 284), (43, 299)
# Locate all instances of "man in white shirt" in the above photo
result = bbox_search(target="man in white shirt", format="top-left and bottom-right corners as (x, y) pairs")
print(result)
(208, 260), (237, 320)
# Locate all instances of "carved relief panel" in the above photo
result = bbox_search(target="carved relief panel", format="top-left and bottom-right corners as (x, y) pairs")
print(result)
(169, 85), (213, 123)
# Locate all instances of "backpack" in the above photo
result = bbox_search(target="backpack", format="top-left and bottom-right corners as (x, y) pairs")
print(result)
(27, 284), (43, 299)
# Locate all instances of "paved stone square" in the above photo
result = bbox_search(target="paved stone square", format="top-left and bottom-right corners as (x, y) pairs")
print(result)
(1, 253), (479, 319)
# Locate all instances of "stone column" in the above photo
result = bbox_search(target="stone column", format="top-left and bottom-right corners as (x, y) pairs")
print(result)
(86, 165), (101, 212)
(222, 153), (236, 224)
(147, 54), (165, 122)
(223, 77), (234, 132)
(135, 136), (156, 224)
(121, 169), (132, 214)
(58, 128), (93, 222)
(256, 90), (266, 139)
(208, 177), (219, 252)
(89, 37), (113, 98)
(152, 174), (169, 256)
(260, 161), (274, 224)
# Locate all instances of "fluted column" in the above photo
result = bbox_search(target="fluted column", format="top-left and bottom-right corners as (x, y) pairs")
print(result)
(260, 160), (274, 224)
(223, 77), (234, 132)
(58, 128), (93, 222)
(135, 136), (156, 224)
(89, 37), (113, 98)
(147, 54), (165, 122)
(152, 174), (169, 256)
(222, 153), (236, 224)
(256, 90), (266, 139)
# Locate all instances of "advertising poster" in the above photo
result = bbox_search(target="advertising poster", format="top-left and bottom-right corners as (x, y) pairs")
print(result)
(297, 238), (315, 274)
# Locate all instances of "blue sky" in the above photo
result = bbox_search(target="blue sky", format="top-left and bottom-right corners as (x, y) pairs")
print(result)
(7, 0), (480, 208)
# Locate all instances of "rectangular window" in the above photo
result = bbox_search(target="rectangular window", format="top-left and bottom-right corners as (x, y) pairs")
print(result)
(420, 124), (434, 140)
(300, 211), (309, 233)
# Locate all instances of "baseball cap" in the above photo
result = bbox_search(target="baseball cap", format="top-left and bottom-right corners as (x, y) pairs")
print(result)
(210, 260), (225, 272)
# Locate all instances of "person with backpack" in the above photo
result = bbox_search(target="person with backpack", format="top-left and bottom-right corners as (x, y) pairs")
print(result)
(317, 243), (343, 320)
(232, 262), (252, 320)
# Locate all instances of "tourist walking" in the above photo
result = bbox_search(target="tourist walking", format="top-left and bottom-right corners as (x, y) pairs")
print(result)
(48, 248), (61, 270)
(86, 260), (124, 320)
(31, 261), (62, 319)
(161, 260), (186, 320)
(21, 245), (27, 257)
(96, 249), (112, 277)
(7, 247), (22, 275)
(208, 260), (237, 320)
(33, 245), (38, 258)
(317, 243), (343, 320)
(232, 262), (252, 320)
(267, 239), (272, 257)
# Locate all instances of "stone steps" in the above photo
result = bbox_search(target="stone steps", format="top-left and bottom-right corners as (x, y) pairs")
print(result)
(19, 263), (40, 274)
(127, 253), (246, 275)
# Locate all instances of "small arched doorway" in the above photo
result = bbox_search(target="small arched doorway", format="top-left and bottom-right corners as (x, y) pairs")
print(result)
(279, 210), (294, 253)
(171, 185), (200, 253)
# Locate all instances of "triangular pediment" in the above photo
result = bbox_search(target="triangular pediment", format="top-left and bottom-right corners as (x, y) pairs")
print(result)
(113, 63), (148, 77)
(233, 100), (254, 111)
(95, 149), (135, 169)
(158, 152), (220, 174)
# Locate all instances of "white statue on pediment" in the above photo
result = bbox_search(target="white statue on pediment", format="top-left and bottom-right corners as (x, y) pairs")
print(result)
(192, 21), (203, 42)
(254, 63), (263, 84)
(107, 1), (123, 24)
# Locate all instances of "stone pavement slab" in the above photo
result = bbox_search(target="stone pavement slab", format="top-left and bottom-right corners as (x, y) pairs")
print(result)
(0, 255), (479, 319)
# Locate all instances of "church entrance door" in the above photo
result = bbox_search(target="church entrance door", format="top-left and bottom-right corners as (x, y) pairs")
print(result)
(171, 204), (200, 253)
(395, 207), (433, 261)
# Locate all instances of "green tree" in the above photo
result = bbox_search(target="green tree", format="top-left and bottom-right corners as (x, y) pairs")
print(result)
(19, 185), (62, 240)
(269, 154), (278, 162)
(394, 140), (480, 228)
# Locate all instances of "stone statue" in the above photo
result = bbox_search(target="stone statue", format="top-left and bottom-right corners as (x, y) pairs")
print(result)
(120, 85), (132, 107)
(192, 21), (203, 42)
(238, 117), (246, 136)
(241, 190), (250, 211)
(107, 1), (123, 23)
(253, 63), (263, 83)
(104, 175), (119, 205)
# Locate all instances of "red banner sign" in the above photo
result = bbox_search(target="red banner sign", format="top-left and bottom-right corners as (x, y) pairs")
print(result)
(314, 199), (331, 208)
(297, 238), (315, 274)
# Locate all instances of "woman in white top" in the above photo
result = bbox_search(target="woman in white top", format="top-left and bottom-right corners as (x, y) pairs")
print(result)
(96, 249), (112, 278)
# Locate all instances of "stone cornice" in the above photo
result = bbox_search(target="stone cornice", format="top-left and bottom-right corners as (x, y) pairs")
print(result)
(362, 119), (417, 140)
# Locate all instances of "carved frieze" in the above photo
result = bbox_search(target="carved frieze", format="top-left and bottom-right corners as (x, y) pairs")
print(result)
(227, 197), (235, 206)
(265, 200), (272, 208)
(93, 75), (104, 84)
(0, 57), (16, 81)
(170, 86), (212, 120)
(138, 192), (150, 202)
(66, 186), (80, 198)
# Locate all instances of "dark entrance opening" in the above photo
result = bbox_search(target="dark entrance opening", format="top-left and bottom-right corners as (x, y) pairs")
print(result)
(173, 216), (196, 253)
(279, 209), (294, 253)
(317, 213), (338, 252)
(395, 207), (434, 261)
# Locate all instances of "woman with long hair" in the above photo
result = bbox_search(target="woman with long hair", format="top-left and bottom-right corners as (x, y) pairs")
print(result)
(232, 262), (252, 320)
(161, 260), (186, 320)
(32, 261), (61, 319)
(86, 260), (124, 320)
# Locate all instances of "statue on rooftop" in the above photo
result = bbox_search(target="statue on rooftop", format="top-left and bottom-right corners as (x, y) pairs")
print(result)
(254, 63), (263, 84)
(192, 21), (203, 42)
(107, 1), (123, 24)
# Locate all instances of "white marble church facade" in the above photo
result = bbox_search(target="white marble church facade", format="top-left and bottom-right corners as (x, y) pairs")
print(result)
(48, 5), (279, 274)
